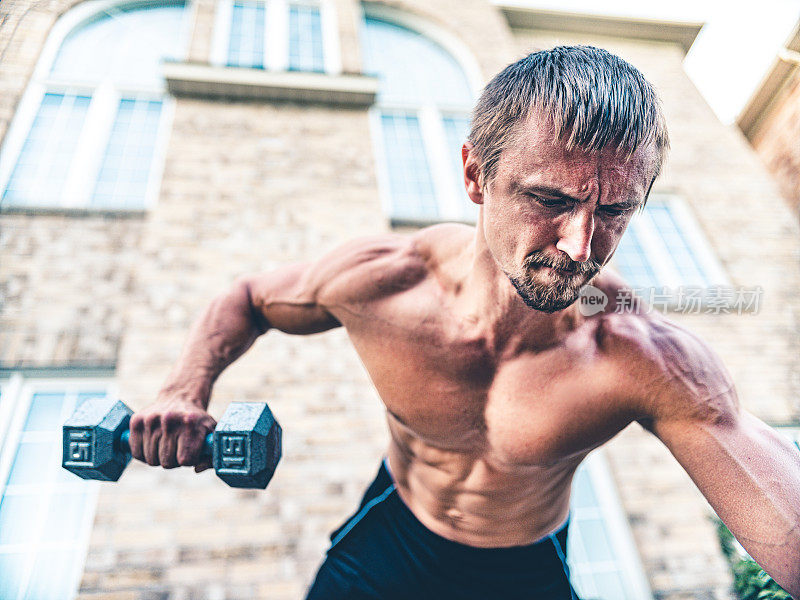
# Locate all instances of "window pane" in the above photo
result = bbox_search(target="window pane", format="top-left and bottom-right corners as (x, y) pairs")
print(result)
(593, 570), (629, 600)
(614, 225), (660, 290)
(0, 379), (106, 600)
(26, 547), (79, 600)
(362, 16), (474, 223)
(0, 551), (28, 599)
(0, 493), (44, 544)
(616, 202), (720, 291)
(90, 98), (163, 209)
(288, 4), (324, 72)
(2, 93), (91, 208)
(76, 391), (107, 407)
(644, 204), (710, 287)
(380, 111), (438, 221)
(41, 492), (89, 543)
(50, 4), (187, 88)
(228, 1), (266, 68)
(23, 392), (66, 432)
(362, 17), (472, 106)
(570, 466), (598, 509)
(577, 517), (613, 563)
(441, 114), (474, 221)
(7, 440), (55, 486)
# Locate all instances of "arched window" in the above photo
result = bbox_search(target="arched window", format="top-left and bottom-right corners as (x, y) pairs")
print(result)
(360, 10), (477, 224)
(0, 1), (190, 210)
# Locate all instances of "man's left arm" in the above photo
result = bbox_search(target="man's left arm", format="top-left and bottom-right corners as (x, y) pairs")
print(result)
(639, 329), (800, 596)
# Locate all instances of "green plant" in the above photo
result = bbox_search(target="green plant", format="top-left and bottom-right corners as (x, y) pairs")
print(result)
(714, 518), (793, 600)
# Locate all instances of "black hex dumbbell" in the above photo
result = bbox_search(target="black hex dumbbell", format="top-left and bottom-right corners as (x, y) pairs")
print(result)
(62, 397), (281, 489)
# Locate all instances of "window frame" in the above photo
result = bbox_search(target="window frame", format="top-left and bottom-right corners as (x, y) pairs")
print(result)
(210, 0), (342, 75)
(612, 195), (732, 298)
(369, 103), (474, 224)
(361, 4), (482, 226)
(0, 0), (192, 212)
(569, 449), (654, 600)
(0, 372), (116, 600)
(630, 195), (730, 287)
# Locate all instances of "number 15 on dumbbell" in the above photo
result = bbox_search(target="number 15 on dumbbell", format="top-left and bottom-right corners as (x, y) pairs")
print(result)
(62, 397), (282, 489)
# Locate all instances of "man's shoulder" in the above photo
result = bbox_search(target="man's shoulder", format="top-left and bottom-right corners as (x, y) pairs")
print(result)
(310, 233), (422, 305)
(594, 302), (737, 425)
(313, 224), (470, 306)
(587, 270), (698, 358)
(412, 222), (475, 254)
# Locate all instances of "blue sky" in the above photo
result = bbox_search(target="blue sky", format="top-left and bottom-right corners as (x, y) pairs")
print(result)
(505, 0), (800, 123)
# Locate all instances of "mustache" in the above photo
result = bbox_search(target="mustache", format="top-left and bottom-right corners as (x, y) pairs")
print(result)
(523, 252), (601, 276)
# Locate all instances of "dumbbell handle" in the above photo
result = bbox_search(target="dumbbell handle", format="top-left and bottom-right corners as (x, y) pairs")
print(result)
(119, 429), (214, 457)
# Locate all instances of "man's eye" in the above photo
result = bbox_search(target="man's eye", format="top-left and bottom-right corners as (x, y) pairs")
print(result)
(598, 205), (630, 216)
(533, 196), (567, 208)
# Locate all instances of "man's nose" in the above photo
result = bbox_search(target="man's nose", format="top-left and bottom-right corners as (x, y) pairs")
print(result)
(555, 207), (593, 263)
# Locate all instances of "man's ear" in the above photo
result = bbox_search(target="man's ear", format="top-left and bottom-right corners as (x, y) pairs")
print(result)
(462, 143), (484, 205)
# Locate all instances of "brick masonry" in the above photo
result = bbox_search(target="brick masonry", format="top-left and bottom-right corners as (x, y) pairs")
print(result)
(1, 1), (799, 599)
(750, 71), (800, 216)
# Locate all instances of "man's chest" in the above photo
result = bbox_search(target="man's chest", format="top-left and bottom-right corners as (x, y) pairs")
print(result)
(342, 307), (637, 466)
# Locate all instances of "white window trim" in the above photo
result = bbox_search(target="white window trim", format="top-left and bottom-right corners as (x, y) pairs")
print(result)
(419, 105), (460, 218)
(210, 0), (233, 67)
(0, 0), (191, 212)
(269, 0), (291, 70)
(210, 0), (342, 75)
(63, 82), (121, 207)
(0, 375), (114, 600)
(573, 449), (654, 600)
(319, 0), (342, 75)
(0, 374), (23, 459)
(367, 106), (398, 220)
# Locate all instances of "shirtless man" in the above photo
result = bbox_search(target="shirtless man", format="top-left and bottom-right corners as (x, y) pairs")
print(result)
(128, 46), (800, 599)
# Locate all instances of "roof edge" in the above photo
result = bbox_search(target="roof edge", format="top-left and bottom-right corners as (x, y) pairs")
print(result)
(495, 4), (704, 55)
(736, 20), (800, 141)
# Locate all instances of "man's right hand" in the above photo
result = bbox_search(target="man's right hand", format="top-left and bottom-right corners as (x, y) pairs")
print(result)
(128, 398), (218, 473)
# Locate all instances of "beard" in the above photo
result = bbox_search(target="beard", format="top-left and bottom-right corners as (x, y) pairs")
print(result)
(505, 251), (601, 313)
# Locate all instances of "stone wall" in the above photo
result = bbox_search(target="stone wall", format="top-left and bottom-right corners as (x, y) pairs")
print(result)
(751, 71), (800, 217)
(0, 213), (143, 367)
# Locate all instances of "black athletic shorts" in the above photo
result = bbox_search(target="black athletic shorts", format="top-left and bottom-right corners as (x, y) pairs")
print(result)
(306, 459), (580, 600)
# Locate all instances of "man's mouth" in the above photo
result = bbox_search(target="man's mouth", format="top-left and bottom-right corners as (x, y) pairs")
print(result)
(541, 265), (575, 274)
(532, 262), (578, 276)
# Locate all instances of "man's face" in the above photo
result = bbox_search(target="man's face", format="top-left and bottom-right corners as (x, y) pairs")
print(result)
(466, 115), (656, 313)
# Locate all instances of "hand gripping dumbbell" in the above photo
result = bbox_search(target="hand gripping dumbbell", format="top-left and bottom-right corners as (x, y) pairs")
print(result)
(62, 397), (281, 489)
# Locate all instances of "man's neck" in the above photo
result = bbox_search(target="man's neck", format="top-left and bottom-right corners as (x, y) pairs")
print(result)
(462, 215), (584, 357)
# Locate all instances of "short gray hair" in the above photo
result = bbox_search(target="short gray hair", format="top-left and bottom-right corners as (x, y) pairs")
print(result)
(468, 45), (669, 188)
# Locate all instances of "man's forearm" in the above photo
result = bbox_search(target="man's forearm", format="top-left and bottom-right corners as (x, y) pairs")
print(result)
(160, 279), (266, 409)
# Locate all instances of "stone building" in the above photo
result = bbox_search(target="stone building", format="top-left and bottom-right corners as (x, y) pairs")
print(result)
(737, 18), (800, 218)
(1, 1), (798, 599)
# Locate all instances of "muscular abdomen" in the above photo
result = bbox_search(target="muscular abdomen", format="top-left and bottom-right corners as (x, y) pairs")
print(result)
(385, 411), (578, 548)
